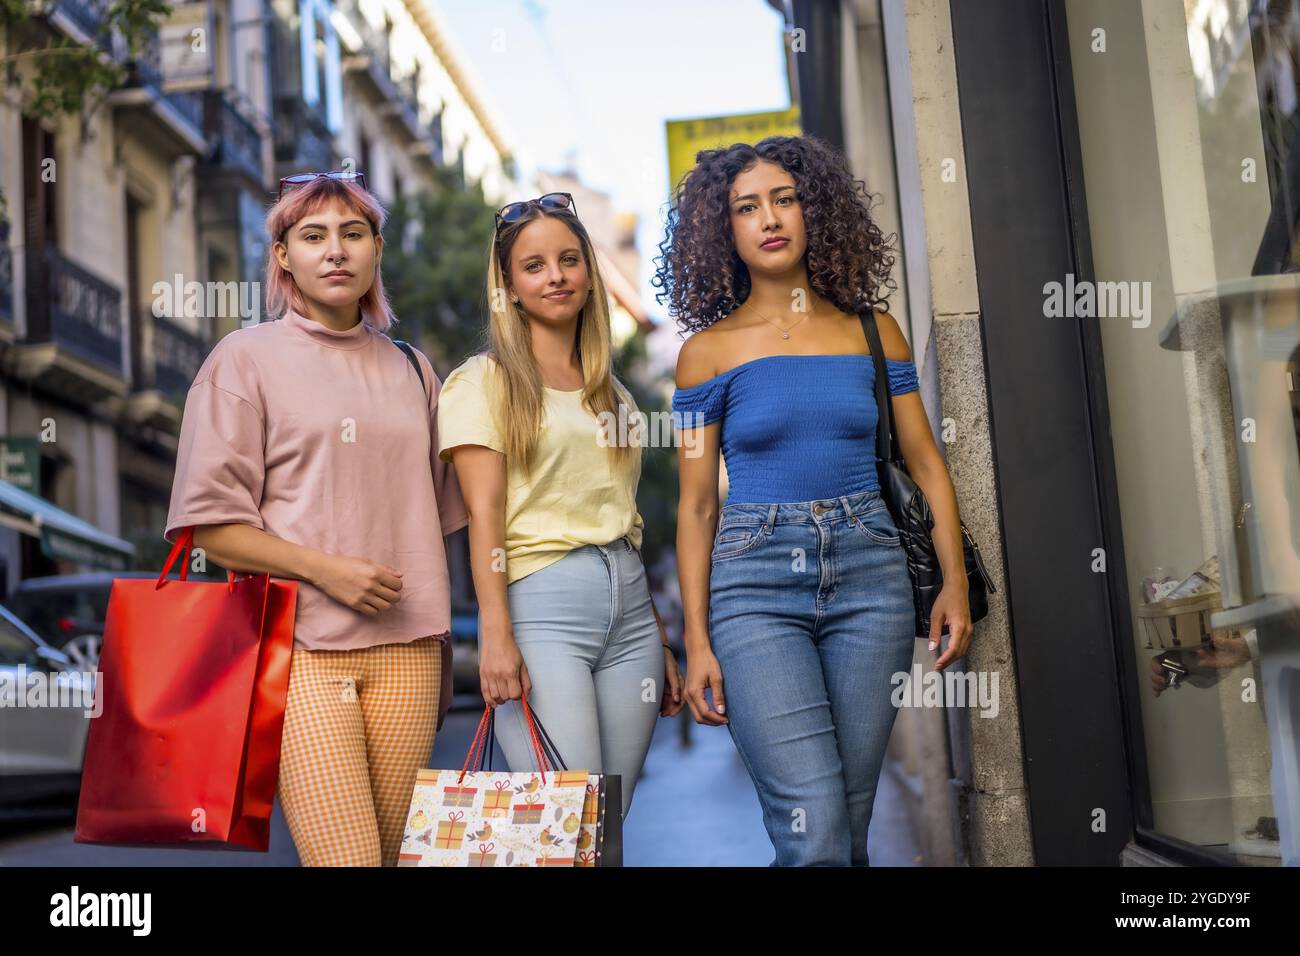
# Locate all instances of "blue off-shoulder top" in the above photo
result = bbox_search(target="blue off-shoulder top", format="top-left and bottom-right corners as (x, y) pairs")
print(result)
(671, 353), (919, 503)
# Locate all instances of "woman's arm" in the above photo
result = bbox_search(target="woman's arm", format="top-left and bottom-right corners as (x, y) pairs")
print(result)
(676, 430), (722, 653)
(192, 524), (404, 617)
(876, 311), (972, 665)
(675, 334), (729, 725)
(646, 590), (686, 716)
(446, 444), (531, 706)
(192, 523), (321, 580)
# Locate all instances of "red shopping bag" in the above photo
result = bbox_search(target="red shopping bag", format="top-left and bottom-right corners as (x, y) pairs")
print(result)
(74, 527), (297, 850)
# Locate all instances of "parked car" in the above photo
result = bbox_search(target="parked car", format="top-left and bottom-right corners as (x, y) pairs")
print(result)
(8, 570), (230, 671)
(0, 602), (89, 808)
(6, 572), (159, 671)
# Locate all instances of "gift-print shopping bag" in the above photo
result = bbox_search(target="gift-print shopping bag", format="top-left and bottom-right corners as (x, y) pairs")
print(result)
(398, 698), (588, 866)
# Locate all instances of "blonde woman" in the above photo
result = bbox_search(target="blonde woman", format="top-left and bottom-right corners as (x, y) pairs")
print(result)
(437, 193), (684, 817)
(165, 171), (467, 866)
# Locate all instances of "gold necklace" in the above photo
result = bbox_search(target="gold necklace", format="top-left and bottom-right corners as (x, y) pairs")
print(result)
(744, 301), (811, 340)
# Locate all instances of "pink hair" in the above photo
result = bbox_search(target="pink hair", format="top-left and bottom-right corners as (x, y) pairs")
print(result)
(264, 177), (397, 332)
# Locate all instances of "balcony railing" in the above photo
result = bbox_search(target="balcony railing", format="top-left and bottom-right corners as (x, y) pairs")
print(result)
(51, 0), (113, 49)
(124, 27), (163, 88)
(337, 1), (428, 144)
(396, 72), (420, 119)
(339, 0), (392, 73)
(118, 28), (205, 135)
(431, 111), (444, 166)
(26, 246), (124, 376)
(204, 90), (263, 184)
(146, 312), (208, 396)
(273, 96), (334, 172)
(166, 90), (205, 133)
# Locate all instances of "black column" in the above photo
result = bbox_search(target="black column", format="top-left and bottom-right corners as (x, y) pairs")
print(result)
(792, 0), (844, 149)
(949, 0), (1142, 864)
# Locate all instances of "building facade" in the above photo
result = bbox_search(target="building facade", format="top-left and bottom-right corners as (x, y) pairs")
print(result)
(0, 0), (518, 589)
(783, 0), (1300, 866)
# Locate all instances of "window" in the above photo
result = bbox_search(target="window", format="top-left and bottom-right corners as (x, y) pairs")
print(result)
(0, 612), (40, 668)
(1064, 0), (1293, 864)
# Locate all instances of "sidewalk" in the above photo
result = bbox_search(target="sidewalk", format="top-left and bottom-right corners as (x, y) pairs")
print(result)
(0, 708), (922, 866)
(624, 711), (922, 866)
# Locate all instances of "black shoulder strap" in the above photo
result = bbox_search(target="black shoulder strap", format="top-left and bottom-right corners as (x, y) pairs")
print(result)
(859, 312), (901, 464)
(393, 339), (428, 401)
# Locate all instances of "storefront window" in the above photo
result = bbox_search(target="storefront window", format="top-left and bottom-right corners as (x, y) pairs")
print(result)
(1064, 0), (1300, 864)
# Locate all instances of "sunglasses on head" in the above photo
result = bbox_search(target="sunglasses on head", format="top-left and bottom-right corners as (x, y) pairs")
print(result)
(495, 192), (577, 230)
(278, 170), (368, 201)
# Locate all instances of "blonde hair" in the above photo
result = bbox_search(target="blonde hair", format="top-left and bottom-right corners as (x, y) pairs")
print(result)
(481, 205), (639, 476)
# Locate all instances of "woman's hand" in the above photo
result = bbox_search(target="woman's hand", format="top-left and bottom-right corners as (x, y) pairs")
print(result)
(930, 579), (973, 669)
(662, 646), (685, 717)
(683, 634), (728, 725)
(657, 610), (685, 717)
(311, 553), (404, 616)
(646, 592), (684, 716)
(478, 612), (532, 707)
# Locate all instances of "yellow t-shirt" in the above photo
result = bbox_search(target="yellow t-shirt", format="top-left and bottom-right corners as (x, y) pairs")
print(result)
(436, 353), (645, 584)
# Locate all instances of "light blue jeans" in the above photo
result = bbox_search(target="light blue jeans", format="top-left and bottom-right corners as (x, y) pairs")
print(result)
(707, 489), (916, 866)
(492, 537), (663, 817)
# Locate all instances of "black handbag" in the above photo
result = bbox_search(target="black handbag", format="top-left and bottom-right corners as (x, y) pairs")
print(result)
(859, 312), (996, 640)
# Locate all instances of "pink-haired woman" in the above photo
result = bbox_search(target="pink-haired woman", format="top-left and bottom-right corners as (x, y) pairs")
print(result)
(163, 172), (468, 866)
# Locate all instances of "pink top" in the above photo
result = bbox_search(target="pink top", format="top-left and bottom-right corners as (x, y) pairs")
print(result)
(164, 308), (469, 651)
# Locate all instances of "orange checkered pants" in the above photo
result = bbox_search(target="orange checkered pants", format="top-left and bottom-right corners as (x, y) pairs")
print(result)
(276, 636), (441, 866)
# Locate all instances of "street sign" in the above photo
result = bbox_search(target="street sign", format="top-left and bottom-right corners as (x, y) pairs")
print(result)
(665, 105), (801, 197)
(0, 436), (40, 491)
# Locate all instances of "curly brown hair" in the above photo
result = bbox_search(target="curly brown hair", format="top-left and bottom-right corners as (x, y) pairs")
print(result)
(652, 134), (898, 335)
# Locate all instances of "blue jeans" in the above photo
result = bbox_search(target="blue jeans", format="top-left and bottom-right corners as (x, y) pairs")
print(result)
(493, 537), (662, 818)
(707, 489), (915, 866)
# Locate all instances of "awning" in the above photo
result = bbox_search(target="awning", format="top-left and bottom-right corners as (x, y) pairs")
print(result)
(0, 480), (135, 572)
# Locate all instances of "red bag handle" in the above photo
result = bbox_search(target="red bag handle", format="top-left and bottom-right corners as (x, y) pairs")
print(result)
(458, 696), (554, 785)
(155, 526), (263, 594)
(155, 527), (195, 589)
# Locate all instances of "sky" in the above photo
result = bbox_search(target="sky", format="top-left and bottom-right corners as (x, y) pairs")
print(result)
(431, 0), (791, 374)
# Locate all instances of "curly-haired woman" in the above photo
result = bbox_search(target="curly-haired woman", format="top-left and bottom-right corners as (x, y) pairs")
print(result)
(657, 135), (973, 866)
